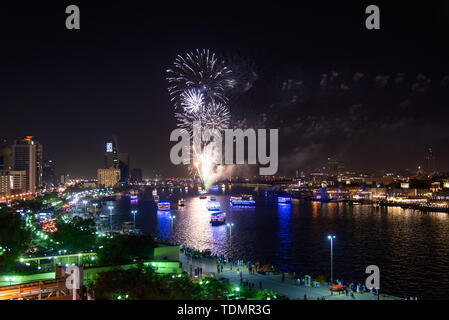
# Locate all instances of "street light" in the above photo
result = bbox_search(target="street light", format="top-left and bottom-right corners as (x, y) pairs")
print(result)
(108, 206), (114, 231)
(92, 203), (98, 214)
(327, 235), (336, 284)
(131, 210), (138, 227)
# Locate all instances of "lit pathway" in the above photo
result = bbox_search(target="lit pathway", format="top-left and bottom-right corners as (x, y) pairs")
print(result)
(179, 253), (400, 300)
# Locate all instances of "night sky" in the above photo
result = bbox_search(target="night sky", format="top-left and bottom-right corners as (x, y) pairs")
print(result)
(1, 1), (448, 178)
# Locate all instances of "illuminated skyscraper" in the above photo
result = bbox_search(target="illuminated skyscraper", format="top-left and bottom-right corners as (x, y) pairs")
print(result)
(104, 135), (130, 184)
(35, 141), (43, 187)
(12, 136), (37, 192)
(104, 135), (120, 169)
(97, 168), (120, 188)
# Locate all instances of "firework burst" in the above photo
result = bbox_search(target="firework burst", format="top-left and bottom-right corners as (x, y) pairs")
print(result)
(166, 49), (232, 108)
(180, 88), (204, 113)
(167, 49), (234, 190)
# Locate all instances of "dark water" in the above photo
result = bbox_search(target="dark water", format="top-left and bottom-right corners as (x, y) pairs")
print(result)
(105, 186), (449, 300)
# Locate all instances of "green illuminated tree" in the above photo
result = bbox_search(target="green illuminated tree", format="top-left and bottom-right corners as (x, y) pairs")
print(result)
(53, 216), (97, 252)
(0, 207), (32, 272)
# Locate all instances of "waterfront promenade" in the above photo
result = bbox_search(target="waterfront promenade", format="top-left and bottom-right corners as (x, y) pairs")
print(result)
(180, 253), (401, 300)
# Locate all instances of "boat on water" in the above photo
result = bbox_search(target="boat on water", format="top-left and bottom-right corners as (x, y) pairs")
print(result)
(207, 198), (221, 211)
(277, 195), (292, 204)
(157, 202), (170, 211)
(230, 194), (256, 206)
(199, 190), (207, 199)
(153, 194), (160, 202)
(178, 199), (186, 207)
(210, 211), (226, 226)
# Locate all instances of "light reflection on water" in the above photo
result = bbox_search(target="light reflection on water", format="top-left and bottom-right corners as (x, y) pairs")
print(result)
(107, 187), (449, 299)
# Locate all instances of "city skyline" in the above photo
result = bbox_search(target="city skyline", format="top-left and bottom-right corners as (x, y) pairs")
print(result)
(1, 2), (449, 177)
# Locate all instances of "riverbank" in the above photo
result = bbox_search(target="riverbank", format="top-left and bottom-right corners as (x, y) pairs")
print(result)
(178, 250), (401, 300)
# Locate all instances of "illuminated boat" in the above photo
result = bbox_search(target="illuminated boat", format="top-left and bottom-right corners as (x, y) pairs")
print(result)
(153, 195), (160, 203)
(207, 199), (221, 211)
(230, 194), (256, 206)
(157, 202), (170, 211)
(178, 199), (186, 207)
(210, 212), (226, 226)
(199, 190), (207, 199)
(277, 196), (292, 204)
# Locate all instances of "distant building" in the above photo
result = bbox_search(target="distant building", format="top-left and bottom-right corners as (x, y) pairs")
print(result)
(35, 141), (43, 187)
(327, 158), (345, 176)
(119, 153), (129, 184)
(0, 172), (8, 195)
(60, 174), (69, 184)
(43, 160), (56, 185)
(0, 138), (12, 171)
(97, 168), (120, 188)
(104, 136), (120, 169)
(104, 135), (129, 184)
(425, 147), (436, 173)
(12, 136), (37, 192)
(8, 170), (27, 191)
(0, 170), (27, 195)
(131, 168), (143, 183)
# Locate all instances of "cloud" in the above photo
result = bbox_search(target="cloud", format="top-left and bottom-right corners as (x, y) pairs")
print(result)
(353, 72), (364, 82)
(375, 75), (390, 88)
(441, 75), (449, 88)
(395, 73), (406, 85)
(412, 74), (431, 92)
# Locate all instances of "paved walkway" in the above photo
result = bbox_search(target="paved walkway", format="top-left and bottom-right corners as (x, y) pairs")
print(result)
(180, 253), (400, 300)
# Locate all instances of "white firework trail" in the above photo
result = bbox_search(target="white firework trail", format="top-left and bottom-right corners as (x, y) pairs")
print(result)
(167, 49), (233, 190)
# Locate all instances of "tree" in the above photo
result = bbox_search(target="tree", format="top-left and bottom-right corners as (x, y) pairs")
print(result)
(94, 266), (202, 300)
(53, 216), (97, 252)
(0, 207), (32, 272)
(96, 234), (156, 266)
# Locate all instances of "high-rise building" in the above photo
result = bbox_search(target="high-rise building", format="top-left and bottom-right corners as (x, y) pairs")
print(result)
(104, 135), (120, 169)
(35, 141), (43, 187)
(8, 170), (27, 191)
(0, 172), (9, 195)
(12, 136), (37, 192)
(43, 159), (56, 185)
(0, 139), (12, 171)
(0, 170), (27, 195)
(425, 147), (436, 173)
(119, 153), (129, 183)
(131, 168), (142, 183)
(97, 168), (120, 188)
(104, 135), (130, 184)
